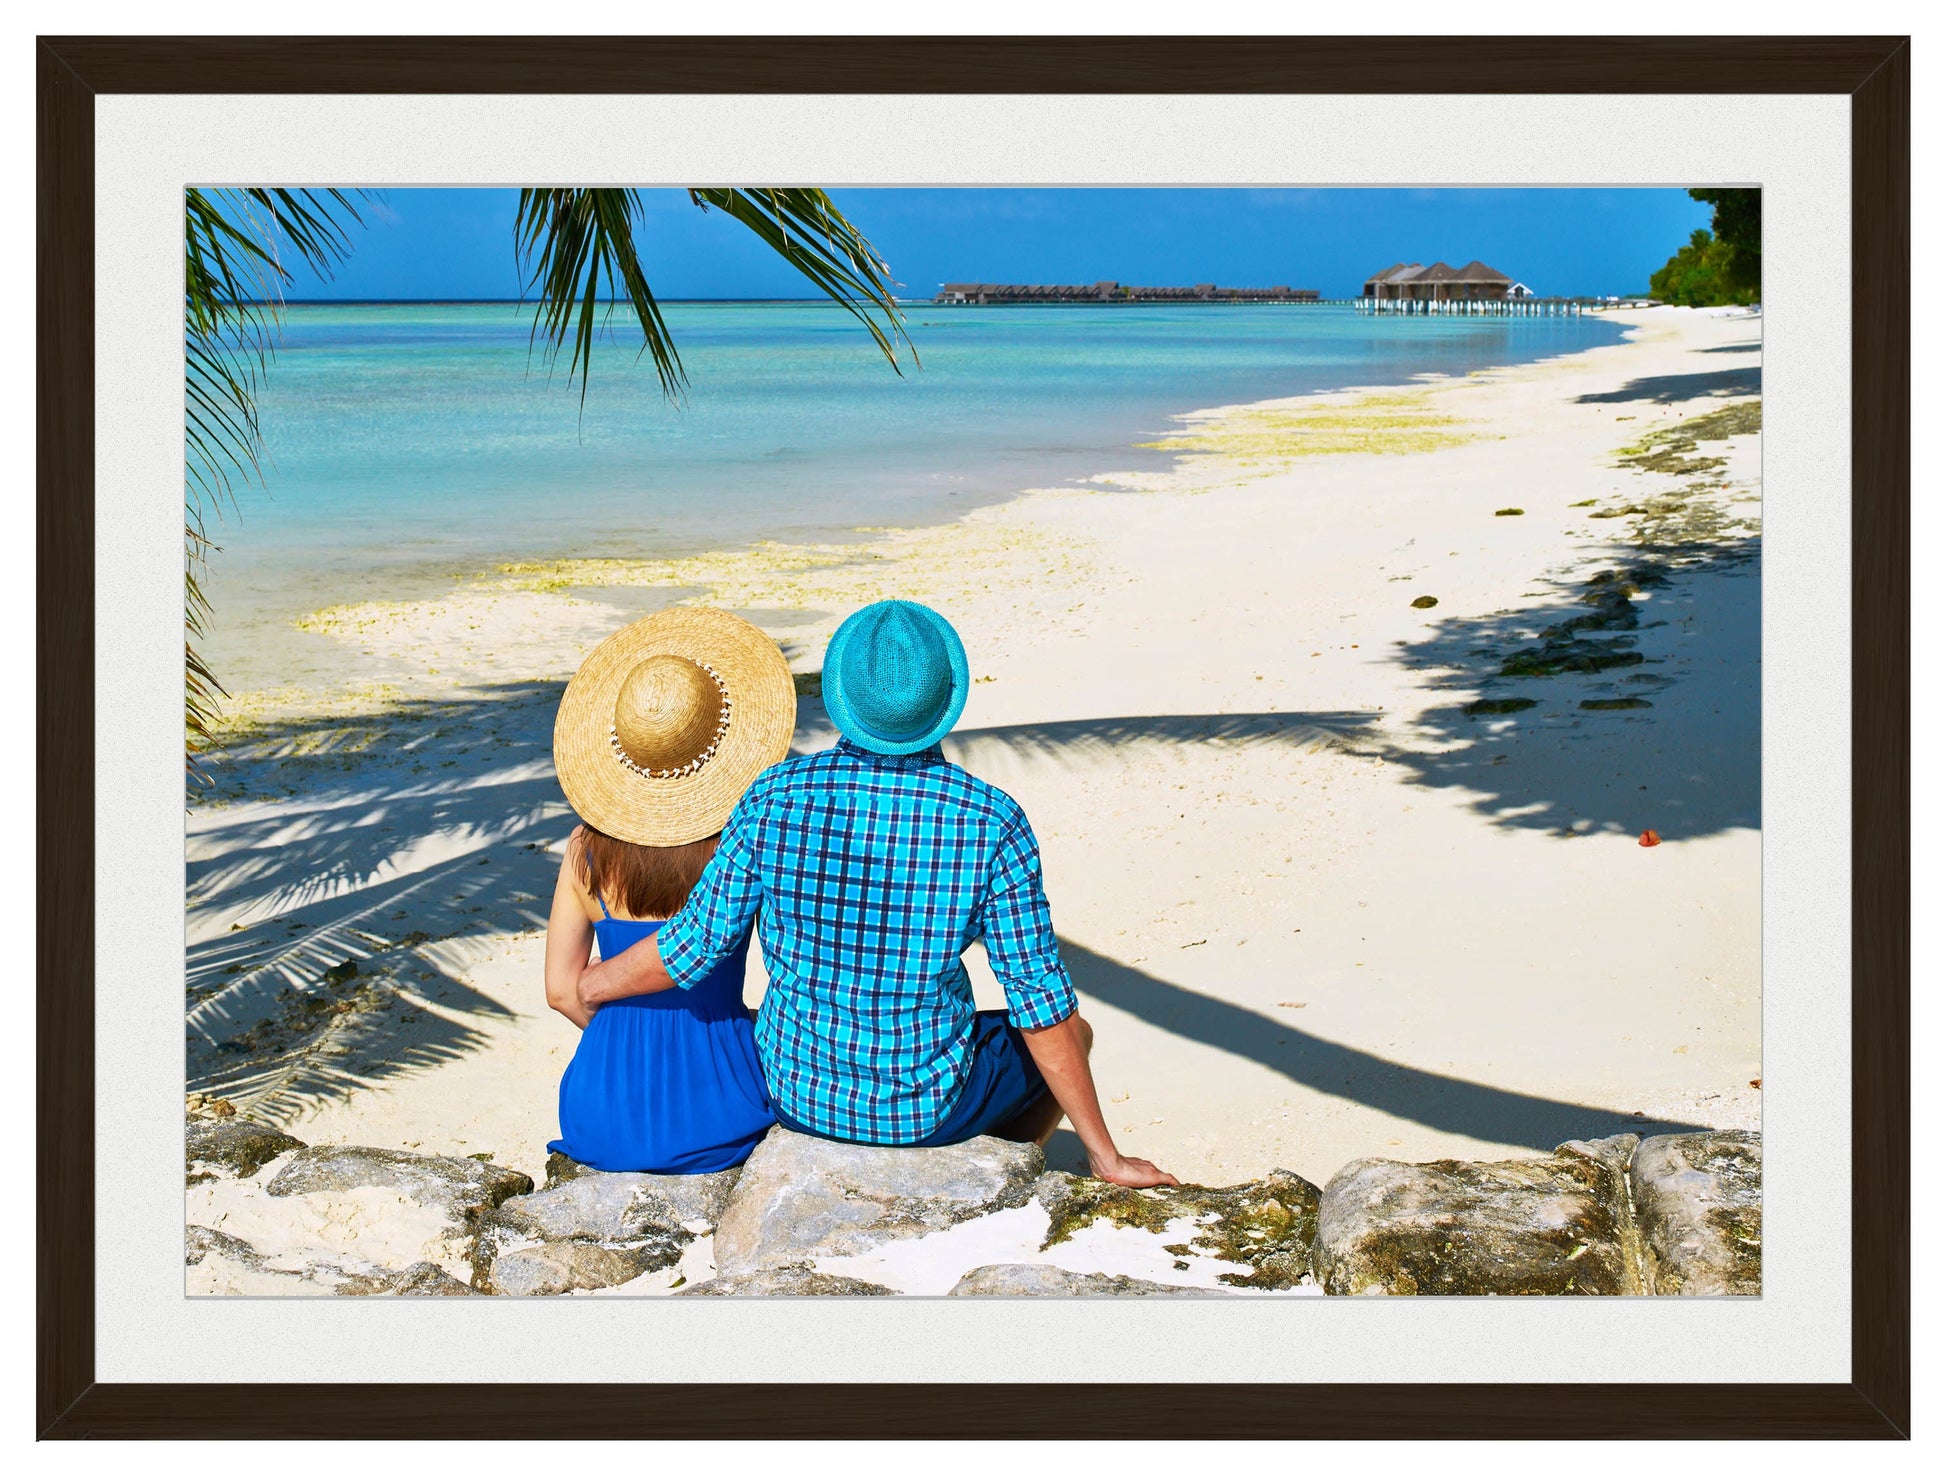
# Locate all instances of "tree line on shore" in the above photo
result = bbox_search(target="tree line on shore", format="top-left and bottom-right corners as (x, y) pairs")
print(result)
(1649, 188), (1761, 308)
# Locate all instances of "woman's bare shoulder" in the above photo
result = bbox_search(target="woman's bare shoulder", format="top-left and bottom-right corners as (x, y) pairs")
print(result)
(557, 828), (603, 916)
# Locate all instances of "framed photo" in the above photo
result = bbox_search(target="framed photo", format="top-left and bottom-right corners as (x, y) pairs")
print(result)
(38, 34), (1908, 1438)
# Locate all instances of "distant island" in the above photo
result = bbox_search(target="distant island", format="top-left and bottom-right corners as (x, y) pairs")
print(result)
(935, 281), (1320, 305)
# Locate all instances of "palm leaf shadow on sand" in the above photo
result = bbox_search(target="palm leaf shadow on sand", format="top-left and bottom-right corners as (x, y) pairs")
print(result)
(1574, 365), (1761, 405)
(1059, 939), (1708, 1147)
(189, 677), (1732, 1135)
(1371, 535), (1759, 839)
(934, 709), (1714, 1146)
(187, 682), (575, 1121)
(945, 710), (1380, 767)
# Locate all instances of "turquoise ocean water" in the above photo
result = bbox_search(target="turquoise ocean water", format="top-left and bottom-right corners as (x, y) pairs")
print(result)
(208, 301), (1623, 653)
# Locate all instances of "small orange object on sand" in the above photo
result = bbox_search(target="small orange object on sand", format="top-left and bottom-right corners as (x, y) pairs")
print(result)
(1639, 829), (1662, 847)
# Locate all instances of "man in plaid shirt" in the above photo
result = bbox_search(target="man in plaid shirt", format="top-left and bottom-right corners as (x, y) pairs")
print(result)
(578, 600), (1177, 1189)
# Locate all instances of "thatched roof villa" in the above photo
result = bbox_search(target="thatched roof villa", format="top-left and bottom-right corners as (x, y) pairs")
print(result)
(1362, 261), (1529, 302)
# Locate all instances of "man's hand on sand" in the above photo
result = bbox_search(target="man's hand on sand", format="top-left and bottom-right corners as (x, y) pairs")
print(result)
(1089, 1153), (1181, 1188)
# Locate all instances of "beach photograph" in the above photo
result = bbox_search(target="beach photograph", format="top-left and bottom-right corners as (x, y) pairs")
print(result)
(181, 185), (1763, 1298)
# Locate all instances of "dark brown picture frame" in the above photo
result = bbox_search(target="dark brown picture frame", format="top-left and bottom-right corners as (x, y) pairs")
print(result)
(36, 34), (1909, 1440)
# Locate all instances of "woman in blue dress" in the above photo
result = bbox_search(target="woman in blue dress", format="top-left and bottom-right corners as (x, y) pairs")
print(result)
(542, 607), (799, 1174)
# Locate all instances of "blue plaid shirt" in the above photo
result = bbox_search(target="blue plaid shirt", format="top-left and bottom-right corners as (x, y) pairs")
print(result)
(654, 739), (1077, 1144)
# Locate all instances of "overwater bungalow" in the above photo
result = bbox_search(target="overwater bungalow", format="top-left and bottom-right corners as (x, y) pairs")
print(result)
(1362, 260), (1523, 303)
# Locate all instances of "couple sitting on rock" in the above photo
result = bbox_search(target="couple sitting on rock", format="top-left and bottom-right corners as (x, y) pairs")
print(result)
(543, 600), (1177, 1190)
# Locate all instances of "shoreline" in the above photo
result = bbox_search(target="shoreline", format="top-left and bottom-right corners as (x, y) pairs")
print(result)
(201, 304), (1627, 709)
(188, 305), (1762, 1192)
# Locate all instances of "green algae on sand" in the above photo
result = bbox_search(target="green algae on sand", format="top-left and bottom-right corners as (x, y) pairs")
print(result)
(1141, 390), (1483, 468)
(1612, 398), (1762, 481)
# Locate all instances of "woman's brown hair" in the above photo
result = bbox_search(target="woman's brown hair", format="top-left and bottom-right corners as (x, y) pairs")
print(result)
(575, 823), (721, 919)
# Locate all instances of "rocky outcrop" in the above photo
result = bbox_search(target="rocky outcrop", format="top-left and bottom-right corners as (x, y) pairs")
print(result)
(183, 1123), (1761, 1298)
(187, 1222), (479, 1296)
(185, 1223), (347, 1295)
(185, 1116), (306, 1182)
(1631, 1131), (1762, 1295)
(1037, 1168), (1321, 1290)
(948, 1263), (1212, 1296)
(710, 1129), (1044, 1276)
(532, 1160), (742, 1224)
(189, 1142), (536, 1296)
(471, 1167), (739, 1294)
(1313, 1136), (1642, 1296)
(487, 1241), (676, 1297)
(334, 1262), (482, 1297)
(677, 1265), (896, 1297)
(266, 1145), (533, 1225)
(186, 1223), (263, 1268)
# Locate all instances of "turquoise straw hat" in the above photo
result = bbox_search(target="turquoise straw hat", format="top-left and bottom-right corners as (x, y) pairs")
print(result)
(822, 600), (970, 755)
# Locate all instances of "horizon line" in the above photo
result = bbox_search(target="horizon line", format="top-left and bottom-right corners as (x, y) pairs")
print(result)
(278, 296), (867, 306)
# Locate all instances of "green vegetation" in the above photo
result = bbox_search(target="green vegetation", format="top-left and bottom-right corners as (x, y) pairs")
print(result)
(1690, 187), (1761, 293)
(1649, 229), (1754, 307)
(1614, 399), (1763, 480)
(1648, 188), (1761, 307)
(183, 188), (910, 767)
(1140, 390), (1482, 466)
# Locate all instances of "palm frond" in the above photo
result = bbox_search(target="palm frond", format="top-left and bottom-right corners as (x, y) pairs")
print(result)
(513, 187), (914, 407)
(514, 188), (684, 404)
(689, 188), (913, 374)
(183, 188), (367, 771)
(182, 184), (907, 771)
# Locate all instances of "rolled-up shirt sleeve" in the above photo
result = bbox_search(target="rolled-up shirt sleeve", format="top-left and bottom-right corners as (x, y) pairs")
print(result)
(654, 800), (763, 990)
(979, 812), (1078, 1030)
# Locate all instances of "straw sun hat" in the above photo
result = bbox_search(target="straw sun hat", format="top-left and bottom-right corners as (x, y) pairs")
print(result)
(553, 608), (797, 847)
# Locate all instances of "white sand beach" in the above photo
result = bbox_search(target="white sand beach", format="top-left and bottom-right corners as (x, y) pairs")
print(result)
(187, 306), (1762, 1196)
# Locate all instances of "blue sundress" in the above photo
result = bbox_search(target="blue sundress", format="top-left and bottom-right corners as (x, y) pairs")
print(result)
(549, 894), (775, 1174)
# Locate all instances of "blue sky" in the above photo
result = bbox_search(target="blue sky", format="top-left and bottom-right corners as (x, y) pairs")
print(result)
(284, 187), (1711, 302)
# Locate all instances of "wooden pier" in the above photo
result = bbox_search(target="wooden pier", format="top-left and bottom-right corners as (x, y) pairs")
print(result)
(1354, 295), (1609, 317)
(935, 281), (1320, 305)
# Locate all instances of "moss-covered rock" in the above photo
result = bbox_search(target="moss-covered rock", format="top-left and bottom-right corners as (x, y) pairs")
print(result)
(1500, 643), (1643, 678)
(1037, 1168), (1321, 1290)
(185, 1115), (305, 1182)
(1542, 589), (1639, 640)
(1313, 1136), (1644, 1295)
(1631, 1131), (1762, 1295)
(1465, 697), (1537, 717)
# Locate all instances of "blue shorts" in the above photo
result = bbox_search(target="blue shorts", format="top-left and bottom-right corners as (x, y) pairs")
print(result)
(776, 1010), (1050, 1148)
